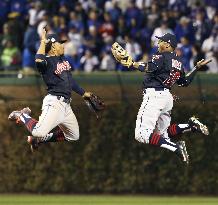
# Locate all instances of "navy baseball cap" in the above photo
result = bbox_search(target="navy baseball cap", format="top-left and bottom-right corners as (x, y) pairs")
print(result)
(156, 33), (177, 48)
(46, 34), (67, 44)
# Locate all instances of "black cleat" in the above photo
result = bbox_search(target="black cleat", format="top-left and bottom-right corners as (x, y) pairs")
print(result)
(188, 116), (209, 135)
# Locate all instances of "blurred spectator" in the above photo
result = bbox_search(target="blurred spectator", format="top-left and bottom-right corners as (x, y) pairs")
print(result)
(22, 26), (39, 71)
(124, 1), (143, 29)
(28, 1), (46, 26)
(136, 0), (152, 9)
(205, 0), (218, 20)
(7, 12), (24, 48)
(178, 36), (192, 71)
(146, 2), (160, 30)
(68, 25), (83, 52)
(202, 26), (218, 55)
(168, 0), (188, 15)
(68, 11), (84, 35)
(0, 39), (21, 70)
(151, 21), (173, 47)
(191, 44), (208, 71)
(124, 35), (142, 61)
(87, 10), (101, 30)
(99, 50), (116, 71)
(99, 12), (115, 38)
(0, 1), (9, 31)
(80, 49), (99, 72)
(192, 9), (212, 44)
(1, 23), (15, 48)
(10, 0), (26, 16)
(0, 0), (217, 72)
(174, 16), (195, 43)
(107, 1), (122, 23)
(85, 25), (102, 55)
(115, 16), (128, 42)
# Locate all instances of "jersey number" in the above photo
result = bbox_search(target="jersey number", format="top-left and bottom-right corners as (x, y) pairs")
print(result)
(163, 69), (181, 88)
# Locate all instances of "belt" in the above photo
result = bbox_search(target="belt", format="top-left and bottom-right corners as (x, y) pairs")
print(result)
(143, 88), (168, 94)
(154, 88), (166, 91)
(56, 96), (71, 104)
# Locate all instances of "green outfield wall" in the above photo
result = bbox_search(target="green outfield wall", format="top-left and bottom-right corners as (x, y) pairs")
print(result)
(0, 72), (217, 194)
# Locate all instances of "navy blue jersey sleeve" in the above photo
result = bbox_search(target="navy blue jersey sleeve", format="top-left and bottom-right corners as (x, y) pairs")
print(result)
(70, 75), (85, 96)
(177, 67), (197, 87)
(147, 54), (164, 73)
(35, 54), (47, 72)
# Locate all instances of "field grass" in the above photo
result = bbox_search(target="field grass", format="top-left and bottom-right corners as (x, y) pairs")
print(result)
(0, 195), (217, 205)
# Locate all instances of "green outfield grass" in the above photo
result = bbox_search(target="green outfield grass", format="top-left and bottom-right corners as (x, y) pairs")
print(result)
(0, 195), (217, 205)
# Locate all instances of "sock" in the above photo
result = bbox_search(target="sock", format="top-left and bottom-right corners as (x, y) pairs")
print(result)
(19, 113), (38, 133)
(37, 127), (66, 144)
(149, 132), (179, 152)
(168, 123), (191, 138)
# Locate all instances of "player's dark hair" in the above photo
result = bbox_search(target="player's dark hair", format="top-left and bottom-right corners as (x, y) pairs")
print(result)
(45, 41), (52, 54)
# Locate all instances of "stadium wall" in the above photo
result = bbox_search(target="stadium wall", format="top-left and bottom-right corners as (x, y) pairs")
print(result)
(0, 73), (217, 194)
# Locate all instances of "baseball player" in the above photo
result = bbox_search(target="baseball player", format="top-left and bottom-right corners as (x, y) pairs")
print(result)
(111, 33), (211, 164)
(8, 28), (104, 152)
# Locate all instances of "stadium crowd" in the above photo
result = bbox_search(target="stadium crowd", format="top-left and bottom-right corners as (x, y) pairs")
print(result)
(0, 0), (217, 72)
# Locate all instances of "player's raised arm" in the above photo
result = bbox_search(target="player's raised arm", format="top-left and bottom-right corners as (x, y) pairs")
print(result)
(35, 27), (49, 71)
(111, 42), (148, 72)
(178, 59), (212, 87)
(36, 27), (46, 55)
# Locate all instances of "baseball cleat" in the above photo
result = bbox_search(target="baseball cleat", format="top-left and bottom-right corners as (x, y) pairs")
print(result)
(8, 107), (31, 124)
(27, 136), (39, 152)
(176, 141), (189, 165)
(188, 116), (209, 135)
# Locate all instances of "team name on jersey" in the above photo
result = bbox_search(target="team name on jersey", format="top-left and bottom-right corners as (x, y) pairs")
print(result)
(55, 61), (71, 75)
(172, 59), (182, 70)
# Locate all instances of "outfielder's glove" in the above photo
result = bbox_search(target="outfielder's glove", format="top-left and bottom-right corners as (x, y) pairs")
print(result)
(111, 42), (133, 68)
(83, 93), (105, 119)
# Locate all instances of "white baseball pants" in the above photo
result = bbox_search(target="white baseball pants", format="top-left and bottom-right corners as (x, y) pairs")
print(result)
(32, 94), (79, 141)
(135, 88), (174, 143)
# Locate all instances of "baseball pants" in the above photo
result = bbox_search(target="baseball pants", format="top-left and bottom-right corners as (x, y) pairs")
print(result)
(32, 94), (79, 141)
(135, 88), (174, 143)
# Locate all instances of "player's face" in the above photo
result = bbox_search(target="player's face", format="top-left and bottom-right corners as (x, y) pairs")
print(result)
(157, 40), (171, 52)
(52, 42), (64, 56)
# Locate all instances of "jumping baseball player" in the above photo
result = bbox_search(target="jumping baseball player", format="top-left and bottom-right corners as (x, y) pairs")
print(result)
(111, 33), (211, 164)
(8, 28), (104, 152)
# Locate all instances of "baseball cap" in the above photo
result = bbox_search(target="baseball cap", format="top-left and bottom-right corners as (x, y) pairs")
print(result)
(46, 34), (67, 44)
(156, 33), (177, 48)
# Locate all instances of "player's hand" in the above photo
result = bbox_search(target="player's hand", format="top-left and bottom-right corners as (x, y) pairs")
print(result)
(196, 59), (212, 68)
(41, 26), (47, 41)
(82, 92), (92, 98)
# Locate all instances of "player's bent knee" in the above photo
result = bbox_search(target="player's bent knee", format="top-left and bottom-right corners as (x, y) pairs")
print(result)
(65, 132), (79, 141)
(32, 129), (49, 138)
(135, 128), (152, 144)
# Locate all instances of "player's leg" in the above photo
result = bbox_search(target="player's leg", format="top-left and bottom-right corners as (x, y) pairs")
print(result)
(8, 95), (65, 138)
(167, 116), (209, 138)
(156, 109), (189, 163)
(135, 91), (181, 152)
(26, 127), (66, 152)
(135, 90), (189, 163)
(58, 104), (80, 142)
(27, 102), (80, 151)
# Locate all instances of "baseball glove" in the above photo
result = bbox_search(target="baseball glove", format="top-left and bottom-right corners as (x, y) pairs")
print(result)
(111, 42), (133, 68)
(83, 93), (105, 119)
